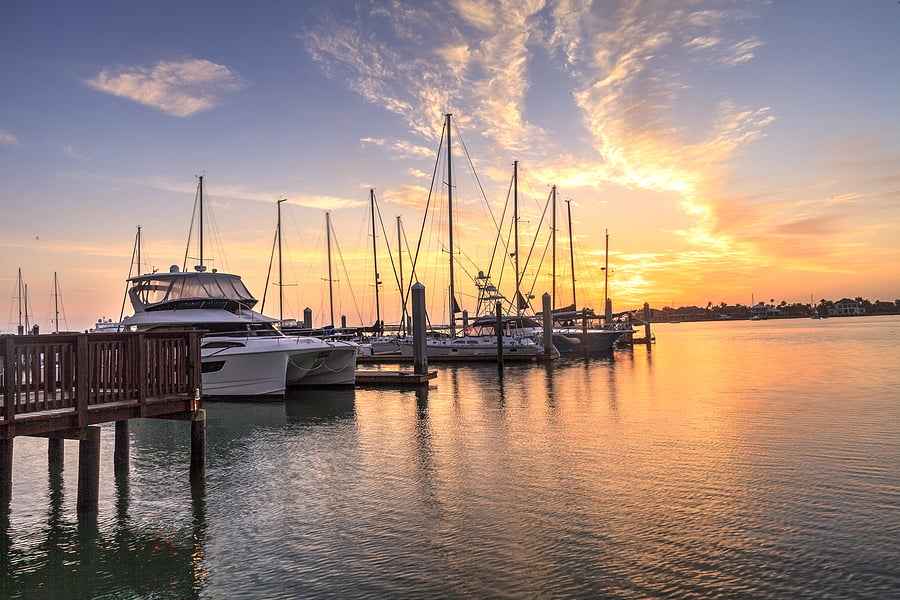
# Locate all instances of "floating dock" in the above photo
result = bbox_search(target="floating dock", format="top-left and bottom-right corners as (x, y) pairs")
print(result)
(354, 369), (437, 385)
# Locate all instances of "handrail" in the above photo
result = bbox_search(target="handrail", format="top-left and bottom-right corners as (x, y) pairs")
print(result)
(0, 330), (202, 425)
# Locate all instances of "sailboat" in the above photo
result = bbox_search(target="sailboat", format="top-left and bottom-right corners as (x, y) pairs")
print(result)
(396, 114), (556, 361)
(119, 176), (357, 396)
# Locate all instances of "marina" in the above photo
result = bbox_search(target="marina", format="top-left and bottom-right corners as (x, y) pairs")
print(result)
(1, 316), (898, 598)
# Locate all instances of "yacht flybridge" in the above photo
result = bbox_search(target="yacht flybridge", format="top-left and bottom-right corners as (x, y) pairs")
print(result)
(121, 265), (357, 396)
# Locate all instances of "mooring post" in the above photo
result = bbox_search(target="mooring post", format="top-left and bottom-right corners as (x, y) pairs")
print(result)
(582, 307), (589, 354)
(411, 282), (427, 375)
(0, 438), (12, 508)
(495, 301), (504, 367)
(190, 409), (206, 482)
(542, 293), (553, 356)
(643, 302), (652, 345)
(48, 437), (64, 470)
(303, 307), (312, 329)
(77, 426), (101, 514)
(114, 420), (129, 473)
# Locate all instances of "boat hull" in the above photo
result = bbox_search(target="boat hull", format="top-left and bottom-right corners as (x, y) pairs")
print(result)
(289, 340), (359, 386)
(551, 329), (625, 353)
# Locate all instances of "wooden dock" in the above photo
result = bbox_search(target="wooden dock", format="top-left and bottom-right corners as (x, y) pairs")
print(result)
(1, 330), (205, 514)
(355, 369), (437, 385)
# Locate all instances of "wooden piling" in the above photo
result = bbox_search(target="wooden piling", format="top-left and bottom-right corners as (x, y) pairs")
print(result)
(48, 437), (64, 470)
(541, 293), (553, 356)
(411, 282), (427, 375)
(77, 426), (101, 514)
(190, 410), (206, 482)
(495, 301), (504, 367)
(0, 438), (12, 508)
(114, 420), (129, 473)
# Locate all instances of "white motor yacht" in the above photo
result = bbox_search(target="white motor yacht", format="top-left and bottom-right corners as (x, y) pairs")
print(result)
(120, 266), (357, 396)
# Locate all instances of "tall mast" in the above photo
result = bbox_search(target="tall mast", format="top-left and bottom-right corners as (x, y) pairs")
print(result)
(446, 113), (457, 337)
(326, 211), (335, 328)
(566, 199), (576, 309)
(551, 185), (557, 311)
(513, 160), (521, 316)
(397, 215), (406, 335)
(603, 229), (609, 315)
(17, 267), (24, 335)
(136, 225), (142, 276)
(198, 175), (205, 269)
(53, 271), (60, 333)
(370, 188), (381, 333)
(277, 199), (286, 321)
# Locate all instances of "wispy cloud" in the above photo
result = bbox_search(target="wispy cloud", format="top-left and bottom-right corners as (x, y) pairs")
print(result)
(85, 59), (245, 117)
(0, 128), (21, 146)
(302, 0), (790, 304)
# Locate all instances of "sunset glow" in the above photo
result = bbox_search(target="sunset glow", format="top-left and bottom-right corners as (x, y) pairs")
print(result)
(1, 1), (898, 331)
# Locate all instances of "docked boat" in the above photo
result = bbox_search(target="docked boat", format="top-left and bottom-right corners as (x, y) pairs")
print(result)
(121, 266), (357, 395)
(118, 176), (356, 396)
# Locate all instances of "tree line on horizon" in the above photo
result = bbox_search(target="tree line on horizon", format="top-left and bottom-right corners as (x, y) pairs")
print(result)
(643, 297), (900, 321)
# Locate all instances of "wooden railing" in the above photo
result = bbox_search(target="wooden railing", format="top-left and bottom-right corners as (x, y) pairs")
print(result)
(1, 330), (202, 435)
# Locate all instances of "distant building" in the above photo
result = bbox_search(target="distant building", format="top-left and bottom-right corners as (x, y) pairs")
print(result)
(831, 298), (864, 316)
(750, 302), (780, 318)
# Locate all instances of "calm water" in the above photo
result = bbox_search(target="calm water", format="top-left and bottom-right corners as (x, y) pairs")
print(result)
(2, 316), (899, 598)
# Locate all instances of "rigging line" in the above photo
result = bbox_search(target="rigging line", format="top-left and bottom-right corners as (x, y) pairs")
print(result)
(408, 115), (447, 309)
(182, 179), (201, 271)
(330, 218), (366, 326)
(373, 196), (401, 300)
(518, 184), (553, 301)
(260, 225), (278, 314)
(119, 226), (141, 324)
(456, 125), (501, 233)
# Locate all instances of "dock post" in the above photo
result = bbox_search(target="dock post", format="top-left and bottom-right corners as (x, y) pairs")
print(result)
(48, 437), (64, 471)
(114, 420), (129, 473)
(541, 293), (553, 356)
(190, 409), (206, 482)
(495, 301), (504, 367)
(303, 307), (312, 329)
(411, 282), (427, 375)
(643, 302), (652, 345)
(0, 438), (12, 508)
(582, 307), (589, 354)
(77, 426), (101, 514)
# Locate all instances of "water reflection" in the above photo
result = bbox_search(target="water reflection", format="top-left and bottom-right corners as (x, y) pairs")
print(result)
(285, 387), (356, 424)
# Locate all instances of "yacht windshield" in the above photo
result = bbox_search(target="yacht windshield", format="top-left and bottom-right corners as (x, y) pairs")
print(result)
(130, 272), (257, 309)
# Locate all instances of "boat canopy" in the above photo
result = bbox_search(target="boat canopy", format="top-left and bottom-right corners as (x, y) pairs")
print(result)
(128, 269), (258, 313)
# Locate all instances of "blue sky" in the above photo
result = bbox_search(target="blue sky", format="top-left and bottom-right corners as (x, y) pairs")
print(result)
(2, 0), (899, 331)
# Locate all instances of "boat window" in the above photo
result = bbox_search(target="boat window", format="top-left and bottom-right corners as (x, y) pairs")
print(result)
(202, 341), (246, 349)
(134, 280), (172, 305)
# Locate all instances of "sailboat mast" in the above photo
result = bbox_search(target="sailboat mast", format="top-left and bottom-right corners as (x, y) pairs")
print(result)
(136, 225), (142, 276)
(53, 271), (60, 334)
(17, 268), (24, 335)
(446, 113), (457, 337)
(277, 198), (286, 321)
(397, 215), (406, 335)
(370, 188), (381, 333)
(603, 229), (609, 318)
(566, 199), (576, 309)
(326, 211), (335, 328)
(513, 160), (521, 316)
(198, 175), (205, 269)
(551, 185), (557, 311)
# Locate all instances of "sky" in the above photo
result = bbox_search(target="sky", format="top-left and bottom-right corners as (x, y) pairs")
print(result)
(1, 0), (899, 332)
